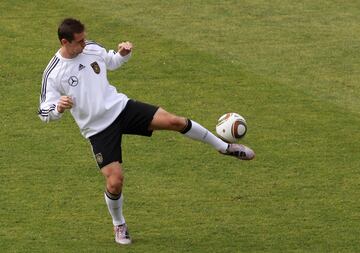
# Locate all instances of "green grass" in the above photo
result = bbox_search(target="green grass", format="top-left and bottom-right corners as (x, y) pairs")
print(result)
(1, 0), (360, 252)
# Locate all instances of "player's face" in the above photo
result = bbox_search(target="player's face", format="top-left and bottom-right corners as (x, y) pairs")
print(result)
(64, 32), (86, 57)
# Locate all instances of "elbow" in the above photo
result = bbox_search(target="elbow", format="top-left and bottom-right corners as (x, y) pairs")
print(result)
(107, 66), (116, 71)
(107, 64), (120, 71)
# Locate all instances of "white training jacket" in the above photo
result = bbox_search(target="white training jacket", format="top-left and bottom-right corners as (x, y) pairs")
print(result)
(38, 41), (131, 138)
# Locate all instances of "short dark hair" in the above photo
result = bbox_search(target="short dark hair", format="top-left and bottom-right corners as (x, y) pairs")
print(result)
(58, 18), (85, 42)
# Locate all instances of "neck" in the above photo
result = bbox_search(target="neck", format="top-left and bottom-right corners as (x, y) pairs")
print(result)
(59, 47), (77, 59)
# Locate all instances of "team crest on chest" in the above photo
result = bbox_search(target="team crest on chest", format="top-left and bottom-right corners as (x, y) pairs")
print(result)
(90, 61), (100, 74)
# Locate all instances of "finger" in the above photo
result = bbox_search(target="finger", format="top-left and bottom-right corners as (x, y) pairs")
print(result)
(60, 96), (70, 102)
(123, 44), (132, 51)
(59, 101), (73, 108)
(62, 96), (73, 104)
(59, 102), (68, 108)
(119, 42), (132, 49)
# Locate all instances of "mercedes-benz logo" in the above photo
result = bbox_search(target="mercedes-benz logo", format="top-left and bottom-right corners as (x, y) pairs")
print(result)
(68, 76), (79, 87)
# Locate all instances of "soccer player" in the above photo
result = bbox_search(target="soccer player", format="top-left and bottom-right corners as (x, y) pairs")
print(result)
(38, 18), (255, 245)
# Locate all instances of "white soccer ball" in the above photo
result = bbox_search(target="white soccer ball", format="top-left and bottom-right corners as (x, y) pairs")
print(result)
(216, 113), (247, 143)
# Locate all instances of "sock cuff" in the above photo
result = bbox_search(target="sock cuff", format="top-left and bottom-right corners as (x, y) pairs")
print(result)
(180, 119), (192, 134)
(105, 189), (122, 200)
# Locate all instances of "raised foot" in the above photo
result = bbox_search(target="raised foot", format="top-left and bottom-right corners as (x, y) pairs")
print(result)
(221, 144), (255, 160)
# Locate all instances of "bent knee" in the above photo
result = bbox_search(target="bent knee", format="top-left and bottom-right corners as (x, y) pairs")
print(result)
(168, 116), (187, 131)
(101, 162), (124, 194)
(107, 174), (124, 194)
(108, 172), (124, 186)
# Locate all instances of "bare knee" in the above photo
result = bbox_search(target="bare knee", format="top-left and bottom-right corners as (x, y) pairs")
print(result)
(101, 162), (124, 194)
(168, 115), (187, 131)
(150, 108), (187, 131)
(107, 172), (124, 194)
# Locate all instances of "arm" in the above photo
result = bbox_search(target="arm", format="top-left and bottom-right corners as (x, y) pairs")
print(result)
(105, 41), (133, 71)
(38, 75), (73, 122)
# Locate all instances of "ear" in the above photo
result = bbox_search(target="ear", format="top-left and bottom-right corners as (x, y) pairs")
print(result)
(60, 38), (69, 46)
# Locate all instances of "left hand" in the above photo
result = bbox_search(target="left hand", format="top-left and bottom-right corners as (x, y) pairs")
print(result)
(118, 41), (133, 56)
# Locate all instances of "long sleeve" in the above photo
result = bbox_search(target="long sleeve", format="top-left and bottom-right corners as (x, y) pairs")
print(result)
(104, 50), (131, 71)
(38, 72), (63, 123)
(84, 41), (131, 71)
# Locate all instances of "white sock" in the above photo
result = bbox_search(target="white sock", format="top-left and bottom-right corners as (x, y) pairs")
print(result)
(181, 119), (228, 153)
(104, 192), (126, 226)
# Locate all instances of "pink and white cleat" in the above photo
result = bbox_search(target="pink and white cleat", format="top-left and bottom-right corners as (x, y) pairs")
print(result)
(221, 144), (255, 160)
(114, 224), (132, 245)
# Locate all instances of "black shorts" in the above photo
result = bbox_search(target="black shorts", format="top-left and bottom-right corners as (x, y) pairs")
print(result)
(89, 99), (159, 168)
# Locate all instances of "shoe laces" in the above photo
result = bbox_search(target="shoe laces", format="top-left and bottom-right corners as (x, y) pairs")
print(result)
(115, 225), (129, 239)
(227, 144), (246, 157)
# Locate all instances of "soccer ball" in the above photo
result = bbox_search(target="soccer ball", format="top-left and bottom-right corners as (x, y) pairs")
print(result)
(216, 113), (247, 143)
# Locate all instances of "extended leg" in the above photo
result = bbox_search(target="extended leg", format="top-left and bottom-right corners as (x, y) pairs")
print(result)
(149, 108), (255, 160)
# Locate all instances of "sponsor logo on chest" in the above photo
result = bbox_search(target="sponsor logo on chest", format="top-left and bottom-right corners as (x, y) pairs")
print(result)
(68, 76), (79, 87)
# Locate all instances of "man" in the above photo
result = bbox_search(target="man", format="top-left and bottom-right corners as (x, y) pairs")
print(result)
(38, 18), (255, 245)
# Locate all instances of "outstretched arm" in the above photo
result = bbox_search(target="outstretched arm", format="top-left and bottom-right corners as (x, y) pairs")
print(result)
(105, 41), (133, 71)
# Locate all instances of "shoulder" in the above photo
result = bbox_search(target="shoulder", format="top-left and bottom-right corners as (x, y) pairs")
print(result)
(84, 40), (106, 53)
(43, 54), (61, 77)
(85, 40), (104, 48)
(83, 40), (109, 61)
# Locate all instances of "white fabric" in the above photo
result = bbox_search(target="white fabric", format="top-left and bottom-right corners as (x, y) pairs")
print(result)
(184, 120), (228, 153)
(38, 42), (131, 138)
(104, 193), (126, 226)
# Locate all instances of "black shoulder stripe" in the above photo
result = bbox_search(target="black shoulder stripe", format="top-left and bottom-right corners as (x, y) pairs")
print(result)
(41, 57), (59, 102)
(41, 57), (60, 103)
(43, 55), (57, 74)
(85, 40), (104, 48)
(40, 57), (58, 101)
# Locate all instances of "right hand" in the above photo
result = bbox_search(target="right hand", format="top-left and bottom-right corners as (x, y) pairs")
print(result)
(57, 96), (73, 113)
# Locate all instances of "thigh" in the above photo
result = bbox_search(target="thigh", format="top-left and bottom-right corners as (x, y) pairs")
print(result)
(119, 99), (159, 136)
(149, 108), (187, 131)
(89, 126), (123, 168)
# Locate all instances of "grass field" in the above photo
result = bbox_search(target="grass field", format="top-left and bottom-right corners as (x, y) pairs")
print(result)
(1, 0), (360, 252)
